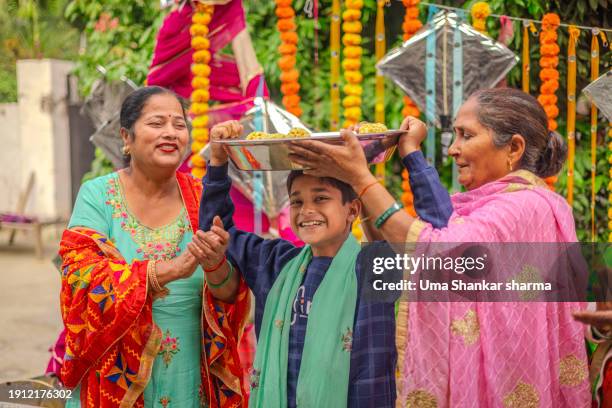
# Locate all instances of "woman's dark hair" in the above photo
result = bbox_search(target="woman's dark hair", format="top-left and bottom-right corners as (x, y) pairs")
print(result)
(472, 88), (567, 178)
(119, 86), (189, 166)
(286, 171), (358, 203)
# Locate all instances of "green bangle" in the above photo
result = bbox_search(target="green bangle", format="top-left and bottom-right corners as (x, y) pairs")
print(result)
(206, 261), (234, 289)
(374, 202), (403, 229)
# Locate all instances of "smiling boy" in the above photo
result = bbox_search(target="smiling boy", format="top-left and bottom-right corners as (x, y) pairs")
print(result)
(190, 120), (399, 408)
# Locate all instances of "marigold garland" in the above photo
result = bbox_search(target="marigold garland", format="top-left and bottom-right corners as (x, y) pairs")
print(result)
(471, 2), (491, 34)
(537, 13), (560, 132)
(400, 0), (421, 215)
(341, 0), (364, 127)
(276, 0), (302, 117)
(189, 2), (214, 179)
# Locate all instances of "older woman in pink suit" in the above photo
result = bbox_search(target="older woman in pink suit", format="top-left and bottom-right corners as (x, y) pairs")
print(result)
(288, 88), (590, 407)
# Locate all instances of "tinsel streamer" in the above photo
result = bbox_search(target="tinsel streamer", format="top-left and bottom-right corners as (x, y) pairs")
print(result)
(374, 0), (386, 185)
(189, 2), (214, 179)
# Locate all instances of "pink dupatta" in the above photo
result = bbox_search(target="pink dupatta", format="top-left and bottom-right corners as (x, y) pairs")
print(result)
(396, 170), (590, 407)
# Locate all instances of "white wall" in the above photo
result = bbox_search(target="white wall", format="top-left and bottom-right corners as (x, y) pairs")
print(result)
(0, 103), (21, 211)
(17, 59), (74, 219)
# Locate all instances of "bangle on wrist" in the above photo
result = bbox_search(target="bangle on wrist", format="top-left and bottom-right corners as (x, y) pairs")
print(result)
(374, 202), (403, 229)
(205, 255), (227, 273)
(147, 260), (169, 298)
(206, 261), (234, 289)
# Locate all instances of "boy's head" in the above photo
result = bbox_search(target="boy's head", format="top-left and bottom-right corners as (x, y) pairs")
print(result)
(287, 171), (360, 256)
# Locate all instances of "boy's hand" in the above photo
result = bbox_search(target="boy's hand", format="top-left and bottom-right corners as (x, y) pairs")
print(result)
(209, 120), (243, 166)
(398, 116), (428, 158)
(188, 216), (230, 270)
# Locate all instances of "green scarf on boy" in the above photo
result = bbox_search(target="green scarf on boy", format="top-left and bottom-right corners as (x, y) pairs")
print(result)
(249, 234), (360, 408)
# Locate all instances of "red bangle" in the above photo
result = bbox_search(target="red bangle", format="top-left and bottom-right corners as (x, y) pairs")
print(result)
(204, 255), (227, 273)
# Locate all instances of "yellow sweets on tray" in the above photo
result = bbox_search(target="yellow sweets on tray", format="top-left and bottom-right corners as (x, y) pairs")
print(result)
(358, 122), (388, 133)
(245, 127), (310, 140)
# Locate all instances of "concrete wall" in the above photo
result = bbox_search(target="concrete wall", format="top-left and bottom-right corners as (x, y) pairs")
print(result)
(0, 103), (21, 211)
(16, 59), (74, 219)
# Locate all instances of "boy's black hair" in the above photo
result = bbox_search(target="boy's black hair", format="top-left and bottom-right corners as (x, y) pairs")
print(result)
(286, 170), (358, 204)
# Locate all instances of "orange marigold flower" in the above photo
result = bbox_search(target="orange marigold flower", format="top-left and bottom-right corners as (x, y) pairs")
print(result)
(275, 6), (295, 19)
(281, 82), (300, 95)
(342, 9), (361, 21)
(548, 119), (557, 130)
(539, 68), (559, 81)
(471, 2), (491, 20)
(192, 128), (209, 141)
(275, 0), (292, 6)
(539, 30), (558, 43)
(191, 37), (210, 51)
(192, 77), (210, 89)
(280, 31), (298, 45)
(191, 64), (211, 77)
(541, 13), (560, 29)
(540, 79), (559, 94)
(405, 7), (420, 19)
(342, 58), (361, 71)
(277, 18), (296, 32)
(192, 13), (212, 26)
(539, 56), (559, 68)
(193, 50), (211, 64)
(280, 69), (299, 83)
(342, 33), (362, 47)
(344, 107), (362, 120)
(191, 89), (210, 103)
(190, 24), (209, 37)
(282, 94), (301, 108)
(343, 46), (362, 59)
(191, 154), (206, 168)
(192, 166), (206, 179)
(342, 21), (362, 34)
(541, 43), (560, 56)
(402, 0), (419, 5)
(278, 43), (297, 55)
(278, 55), (296, 71)
(402, 20), (422, 35)
(537, 94), (558, 106)
(543, 105), (559, 119)
(287, 106), (303, 117)
(346, 0), (364, 8)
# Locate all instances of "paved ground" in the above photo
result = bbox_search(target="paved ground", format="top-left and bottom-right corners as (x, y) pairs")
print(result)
(0, 232), (63, 383)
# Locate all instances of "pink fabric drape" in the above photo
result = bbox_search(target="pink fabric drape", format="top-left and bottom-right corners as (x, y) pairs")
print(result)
(396, 171), (590, 407)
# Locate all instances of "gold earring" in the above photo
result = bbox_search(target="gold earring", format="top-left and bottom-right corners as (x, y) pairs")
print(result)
(122, 145), (130, 155)
(507, 157), (513, 172)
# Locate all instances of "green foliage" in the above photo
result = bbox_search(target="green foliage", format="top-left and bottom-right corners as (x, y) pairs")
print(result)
(64, 0), (165, 96)
(0, 0), (79, 102)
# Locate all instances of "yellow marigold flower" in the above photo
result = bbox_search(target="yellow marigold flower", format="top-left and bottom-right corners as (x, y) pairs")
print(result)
(342, 9), (361, 21)
(608, 142), (612, 150)
(192, 116), (209, 129)
(342, 95), (361, 108)
(608, 207), (612, 218)
(343, 84), (363, 96)
(193, 50), (211, 64)
(342, 21), (363, 34)
(191, 37), (210, 51)
(471, 2), (491, 19)
(345, 71), (363, 84)
(345, 107), (362, 120)
(192, 12), (212, 26)
(191, 141), (206, 154)
(191, 102), (209, 116)
(191, 89), (210, 103)
(191, 64), (211, 77)
(192, 77), (210, 89)
(192, 128), (209, 142)
(190, 24), (209, 37)
(608, 220), (612, 230)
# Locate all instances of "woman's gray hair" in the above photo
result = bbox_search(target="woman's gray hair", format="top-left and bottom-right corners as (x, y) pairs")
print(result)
(472, 88), (567, 178)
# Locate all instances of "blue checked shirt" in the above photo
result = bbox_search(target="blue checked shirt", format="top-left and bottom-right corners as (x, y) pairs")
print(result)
(199, 151), (451, 408)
